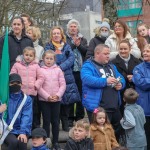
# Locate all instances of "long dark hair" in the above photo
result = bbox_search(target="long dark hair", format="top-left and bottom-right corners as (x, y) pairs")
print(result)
(11, 16), (26, 36)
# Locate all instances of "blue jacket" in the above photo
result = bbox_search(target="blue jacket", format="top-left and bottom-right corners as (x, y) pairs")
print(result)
(32, 144), (50, 150)
(6, 91), (32, 135)
(44, 42), (80, 104)
(81, 59), (125, 112)
(132, 62), (150, 116)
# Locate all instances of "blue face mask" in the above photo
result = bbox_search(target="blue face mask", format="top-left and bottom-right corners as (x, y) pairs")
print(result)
(101, 31), (109, 38)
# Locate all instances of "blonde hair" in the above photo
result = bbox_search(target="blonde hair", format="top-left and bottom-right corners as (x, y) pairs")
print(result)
(49, 26), (66, 43)
(42, 50), (56, 60)
(75, 119), (90, 131)
(144, 44), (150, 50)
(26, 26), (41, 40)
(23, 46), (36, 57)
(137, 23), (149, 32)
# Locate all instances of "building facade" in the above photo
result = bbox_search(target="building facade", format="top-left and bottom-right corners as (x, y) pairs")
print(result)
(115, 0), (150, 36)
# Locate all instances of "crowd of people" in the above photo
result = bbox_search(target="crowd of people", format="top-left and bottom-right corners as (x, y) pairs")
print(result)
(0, 13), (150, 150)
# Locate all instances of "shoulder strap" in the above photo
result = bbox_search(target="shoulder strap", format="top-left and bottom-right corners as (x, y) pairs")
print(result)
(9, 94), (27, 128)
(0, 94), (27, 145)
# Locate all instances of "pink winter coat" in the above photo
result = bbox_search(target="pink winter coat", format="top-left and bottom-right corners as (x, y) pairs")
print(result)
(38, 64), (66, 101)
(10, 56), (44, 96)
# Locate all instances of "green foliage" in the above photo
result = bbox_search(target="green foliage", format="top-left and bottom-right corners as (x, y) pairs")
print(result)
(103, 0), (117, 27)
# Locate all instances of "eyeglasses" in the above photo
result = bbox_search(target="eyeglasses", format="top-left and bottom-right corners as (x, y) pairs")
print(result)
(114, 25), (123, 29)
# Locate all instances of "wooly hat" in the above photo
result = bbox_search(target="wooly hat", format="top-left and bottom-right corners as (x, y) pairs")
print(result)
(100, 21), (110, 30)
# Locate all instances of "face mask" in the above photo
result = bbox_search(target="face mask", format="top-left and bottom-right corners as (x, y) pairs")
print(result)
(101, 31), (109, 38)
(9, 84), (21, 93)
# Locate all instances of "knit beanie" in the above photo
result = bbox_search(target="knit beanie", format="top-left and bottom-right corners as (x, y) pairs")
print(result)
(100, 22), (110, 30)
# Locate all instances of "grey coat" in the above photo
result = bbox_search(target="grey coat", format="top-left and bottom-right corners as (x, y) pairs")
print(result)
(120, 103), (147, 148)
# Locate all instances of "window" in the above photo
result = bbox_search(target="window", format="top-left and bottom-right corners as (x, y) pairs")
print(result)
(127, 20), (142, 36)
(116, 0), (142, 17)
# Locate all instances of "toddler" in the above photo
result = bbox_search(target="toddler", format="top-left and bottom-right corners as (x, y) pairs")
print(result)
(120, 88), (147, 150)
(31, 127), (50, 150)
(90, 107), (119, 150)
(65, 119), (94, 150)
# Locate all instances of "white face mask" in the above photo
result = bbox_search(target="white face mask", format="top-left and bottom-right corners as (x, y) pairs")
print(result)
(101, 31), (109, 38)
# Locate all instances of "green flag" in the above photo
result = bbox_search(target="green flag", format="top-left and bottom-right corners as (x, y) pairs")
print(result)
(0, 27), (10, 104)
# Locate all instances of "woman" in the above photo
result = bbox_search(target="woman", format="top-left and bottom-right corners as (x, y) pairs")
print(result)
(132, 44), (150, 150)
(105, 19), (141, 61)
(112, 39), (141, 115)
(86, 21), (111, 59)
(0, 16), (33, 69)
(44, 26), (80, 145)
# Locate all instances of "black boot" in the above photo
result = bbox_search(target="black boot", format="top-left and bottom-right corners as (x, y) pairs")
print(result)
(52, 143), (61, 150)
(61, 117), (69, 132)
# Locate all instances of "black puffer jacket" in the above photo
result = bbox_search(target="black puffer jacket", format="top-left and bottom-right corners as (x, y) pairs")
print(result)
(0, 32), (33, 69)
(86, 36), (106, 60)
(65, 138), (94, 150)
(64, 127), (94, 150)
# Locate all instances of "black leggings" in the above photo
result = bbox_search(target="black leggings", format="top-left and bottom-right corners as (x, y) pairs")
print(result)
(5, 133), (27, 150)
(40, 101), (60, 144)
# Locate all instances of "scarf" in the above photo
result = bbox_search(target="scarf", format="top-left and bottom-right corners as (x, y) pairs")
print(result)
(52, 40), (64, 54)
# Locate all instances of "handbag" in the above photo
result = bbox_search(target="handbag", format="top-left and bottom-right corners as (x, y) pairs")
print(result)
(0, 94), (27, 145)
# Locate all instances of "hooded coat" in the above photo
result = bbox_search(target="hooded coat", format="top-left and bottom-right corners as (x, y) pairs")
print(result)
(10, 56), (44, 96)
(64, 127), (94, 150)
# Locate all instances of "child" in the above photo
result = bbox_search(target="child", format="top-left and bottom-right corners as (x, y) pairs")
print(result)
(90, 107), (119, 150)
(10, 46), (43, 129)
(38, 50), (66, 150)
(120, 88), (147, 150)
(64, 119), (94, 150)
(31, 127), (50, 150)
(137, 23), (149, 53)
(26, 26), (44, 61)
(4, 73), (32, 150)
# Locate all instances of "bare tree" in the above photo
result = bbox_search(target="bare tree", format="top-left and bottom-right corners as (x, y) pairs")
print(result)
(0, 0), (67, 36)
